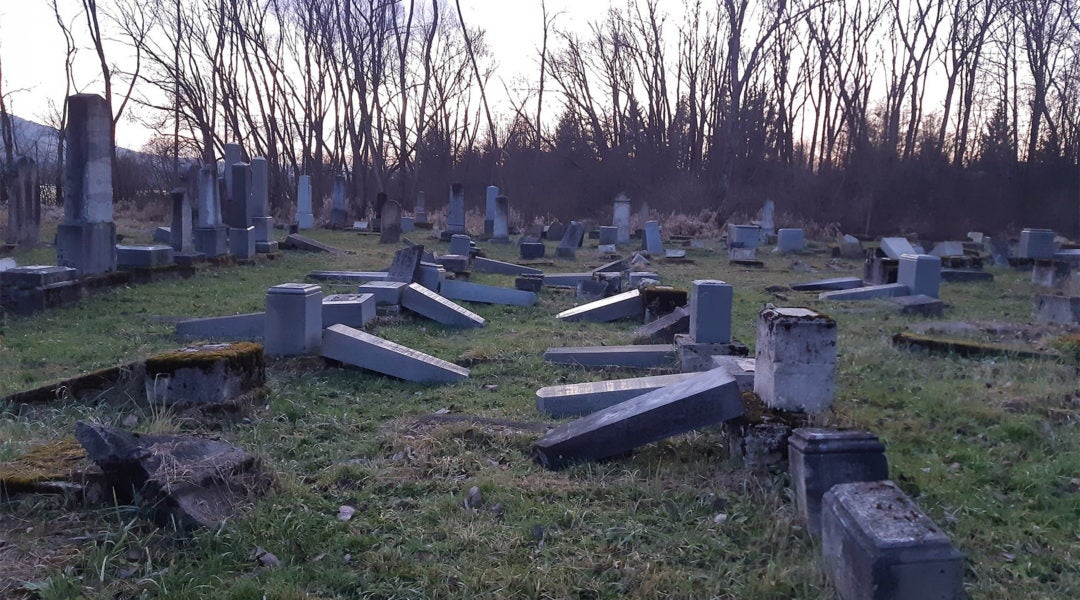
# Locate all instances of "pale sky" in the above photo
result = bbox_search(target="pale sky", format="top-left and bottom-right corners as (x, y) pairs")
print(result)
(0, 0), (615, 149)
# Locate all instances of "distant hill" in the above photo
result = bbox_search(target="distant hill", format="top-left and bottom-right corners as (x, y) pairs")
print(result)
(1, 113), (61, 165)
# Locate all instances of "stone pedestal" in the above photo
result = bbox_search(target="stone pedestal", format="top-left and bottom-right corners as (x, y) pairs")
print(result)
(776, 228), (805, 253)
(690, 280), (733, 343)
(729, 224), (760, 249)
(0, 265), (81, 315)
(229, 226), (256, 259)
(1018, 228), (1055, 259)
(599, 226), (618, 245)
(265, 283), (323, 355)
(897, 254), (941, 298)
(613, 194), (631, 244)
(754, 307), (837, 413)
(116, 245), (174, 268)
(56, 222), (117, 275)
(194, 226), (228, 257)
(251, 217), (274, 247)
(788, 428), (888, 537)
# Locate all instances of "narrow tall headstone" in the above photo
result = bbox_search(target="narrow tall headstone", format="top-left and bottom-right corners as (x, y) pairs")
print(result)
(690, 280), (733, 343)
(414, 190), (427, 224)
(296, 175), (314, 229)
(4, 156), (40, 247)
(374, 192), (388, 221)
(760, 199), (775, 235)
(557, 221), (585, 258)
(484, 185), (499, 236)
(226, 163), (251, 229)
(380, 200), (402, 244)
(447, 183), (466, 233)
(250, 157), (273, 245)
(331, 175), (348, 228)
(222, 143), (244, 200)
(169, 188), (193, 253)
(193, 165), (227, 257)
(56, 93), (116, 275)
(644, 220), (664, 256)
(492, 195), (510, 242)
(613, 193), (631, 244)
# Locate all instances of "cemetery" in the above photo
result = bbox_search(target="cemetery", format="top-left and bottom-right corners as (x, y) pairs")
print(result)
(1, 127), (1078, 598)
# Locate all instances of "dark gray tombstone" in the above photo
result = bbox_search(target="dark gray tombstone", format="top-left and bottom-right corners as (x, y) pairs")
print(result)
(613, 193), (631, 244)
(380, 200), (402, 244)
(193, 165), (227, 257)
(492, 195), (510, 242)
(374, 192), (388, 221)
(331, 175), (348, 228)
(556, 220), (585, 258)
(414, 190), (427, 224)
(447, 182), (466, 234)
(520, 242), (545, 260)
(643, 220), (664, 256)
(386, 244), (424, 282)
(222, 143), (244, 202)
(226, 163), (251, 229)
(56, 94), (116, 275)
(4, 156), (40, 247)
(169, 188), (193, 253)
(250, 157), (273, 245)
(532, 368), (744, 469)
(484, 185), (499, 236)
(546, 220), (565, 241)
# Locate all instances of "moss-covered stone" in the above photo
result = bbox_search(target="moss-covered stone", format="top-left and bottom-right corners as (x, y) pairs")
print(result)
(0, 438), (93, 494)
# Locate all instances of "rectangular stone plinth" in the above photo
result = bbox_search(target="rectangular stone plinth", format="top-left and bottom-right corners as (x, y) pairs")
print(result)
(544, 272), (593, 287)
(472, 257), (543, 276)
(435, 254), (470, 273)
(176, 312), (265, 340)
(1035, 294), (1080, 324)
(754, 307), (837, 413)
(308, 271), (389, 283)
(729, 224), (760, 249)
(439, 279), (537, 306)
(322, 324), (468, 383)
(0, 265), (78, 288)
(251, 216), (274, 243)
(822, 480), (964, 600)
(194, 226), (228, 257)
(449, 234), (472, 256)
(536, 373), (697, 418)
(229, 226), (256, 259)
(356, 280), (408, 305)
(265, 283), (323, 355)
(897, 254), (941, 298)
(323, 293), (375, 328)
(56, 222), (116, 275)
(532, 367), (744, 469)
(557, 289), (642, 323)
(520, 242), (546, 260)
(543, 345), (676, 369)
(674, 334), (749, 372)
(116, 245), (174, 268)
(777, 228), (805, 253)
(788, 428), (888, 537)
(401, 283), (485, 328)
(1018, 228), (1055, 259)
(690, 280), (732, 343)
(819, 283), (909, 301)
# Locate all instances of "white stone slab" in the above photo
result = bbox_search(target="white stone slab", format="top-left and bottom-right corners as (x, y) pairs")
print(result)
(557, 289), (642, 322)
(322, 324), (469, 383)
(401, 283), (485, 328)
(536, 373), (698, 418)
(439, 279), (537, 306)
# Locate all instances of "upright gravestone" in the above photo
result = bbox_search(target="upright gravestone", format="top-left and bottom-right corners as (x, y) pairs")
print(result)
(228, 163), (256, 258)
(492, 195), (510, 243)
(643, 220), (664, 256)
(374, 192), (387, 222)
(690, 280), (733, 343)
(249, 157), (273, 249)
(331, 175), (348, 228)
(4, 156), (40, 247)
(484, 185), (499, 237)
(265, 283), (322, 355)
(380, 200), (402, 244)
(296, 175), (314, 229)
(222, 143), (243, 220)
(446, 182), (466, 235)
(414, 190), (427, 224)
(169, 187), (193, 253)
(613, 193), (631, 244)
(193, 164), (227, 256)
(760, 199), (775, 237)
(557, 221), (585, 258)
(897, 253), (941, 298)
(56, 93), (116, 275)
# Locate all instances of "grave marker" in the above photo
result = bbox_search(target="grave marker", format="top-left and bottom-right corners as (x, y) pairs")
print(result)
(265, 283), (323, 355)
(331, 175), (348, 228)
(297, 175), (314, 229)
(4, 156), (40, 247)
(322, 324), (469, 383)
(613, 193), (631, 244)
(380, 200), (403, 244)
(754, 307), (836, 413)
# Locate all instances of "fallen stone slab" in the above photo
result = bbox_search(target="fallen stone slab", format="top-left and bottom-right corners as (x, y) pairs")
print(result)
(0, 437), (96, 495)
(401, 283), (485, 328)
(632, 305), (690, 343)
(543, 345), (676, 369)
(544, 272), (594, 287)
(307, 270), (389, 283)
(535, 372), (698, 418)
(531, 367), (744, 469)
(116, 245), (174, 268)
(790, 277), (864, 291)
(822, 480), (964, 600)
(75, 422), (271, 530)
(879, 237), (916, 259)
(439, 279), (537, 306)
(891, 331), (1058, 360)
(592, 258), (628, 274)
(556, 289), (642, 322)
(819, 283), (909, 301)
(322, 324), (469, 383)
(176, 312), (265, 340)
(674, 334), (750, 372)
(889, 294), (945, 316)
(357, 280), (409, 305)
(282, 233), (342, 253)
(472, 257), (543, 276)
(940, 268), (994, 283)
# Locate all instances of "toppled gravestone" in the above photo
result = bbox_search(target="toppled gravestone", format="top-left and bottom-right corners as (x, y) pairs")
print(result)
(75, 422), (272, 530)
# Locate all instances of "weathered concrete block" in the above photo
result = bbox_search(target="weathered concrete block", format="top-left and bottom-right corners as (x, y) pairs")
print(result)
(520, 242), (546, 260)
(193, 226), (228, 257)
(322, 324), (468, 383)
(628, 271), (661, 286)
(754, 307), (837, 413)
(690, 280), (732, 343)
(822, 480), (964, 600)
(144, 342), (266, 408)
(791, 277), (864, 291)
(776, 228), (805, 253)
(229, 226), (256, 259)
(1018, 228), (1055, 259)
(116, 244), (174, 268)
(536, 373), (698, 418)
(356, 280), (408, 305)
(897, 253), (941, 298)
(264, 283), (322, 355)
(557, 289), (642, 322)
(543, 345), (676, 369)
(709, 356), (756, 393)
(472, 257), (543, 276)
(544, 272), (593, 287)
(323, 293), (376, 328)
(56, 221), (117, 275)
(1035, 294), (1080, 324)
(439, 279), (537, 306)
(788, 428), (888, 537)
(176, 312), (265, 340)
(532, 367), (744, 469)
(401, 282), (485, 328)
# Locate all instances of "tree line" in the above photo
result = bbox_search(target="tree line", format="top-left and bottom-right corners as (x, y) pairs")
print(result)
(2, 0), (1079, 237)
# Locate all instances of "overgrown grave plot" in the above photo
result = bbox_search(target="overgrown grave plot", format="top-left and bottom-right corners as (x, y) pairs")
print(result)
(1, 228), (1079, 597)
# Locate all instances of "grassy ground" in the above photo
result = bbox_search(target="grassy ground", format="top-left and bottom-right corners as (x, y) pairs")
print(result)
(1, 223), (1079, 599)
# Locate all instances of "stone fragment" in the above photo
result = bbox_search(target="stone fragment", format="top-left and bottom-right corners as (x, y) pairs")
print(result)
(632, 305), (690, 343)
(323, 293), (376, 328)
(439, 279), (537, 306)
(889, 294), (945, 316)
(401, 283), (485, 328)
(1035, 294), (1080, 324)
(386, 245), (424, 283)
(821, 480), (964, 600)
(788, 428), (888, 537)
(282, 234), (342, 253)
(708, 356), (756, 392)
(818, 283), (909, 301)
(532, 368), (744, 469)
(322, 324), (468, 383)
